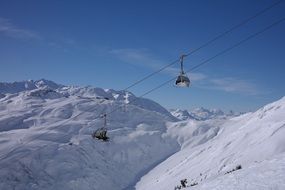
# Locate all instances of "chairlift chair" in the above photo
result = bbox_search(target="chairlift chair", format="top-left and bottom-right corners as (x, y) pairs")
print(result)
(92, 113), (109, 141)
(92, 127), (108, 140)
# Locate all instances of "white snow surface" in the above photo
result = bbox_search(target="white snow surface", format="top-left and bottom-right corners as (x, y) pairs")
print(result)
(0, 80), (178, 190)
(136, 97), (285, 190)
(0, 80), (284, 190)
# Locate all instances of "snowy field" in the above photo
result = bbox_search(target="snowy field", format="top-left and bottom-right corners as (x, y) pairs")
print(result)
(0, 80), (284, 190)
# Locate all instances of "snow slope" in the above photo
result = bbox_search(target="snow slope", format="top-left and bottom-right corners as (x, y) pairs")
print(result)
(136, 97), (285, 190)
(191, 153), (285, 190)
(0, 79), (284, 190)
(0, 80), (179, 190)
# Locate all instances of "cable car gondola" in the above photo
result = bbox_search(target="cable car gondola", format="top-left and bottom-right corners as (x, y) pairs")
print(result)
(175, 55), (190, 87)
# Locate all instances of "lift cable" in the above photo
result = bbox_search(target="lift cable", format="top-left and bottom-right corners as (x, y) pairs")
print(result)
(0, 6), (284, 162)
(94, 16), (285, 123)
(123, 0), (284, 91)
(139, 17), (285, 98)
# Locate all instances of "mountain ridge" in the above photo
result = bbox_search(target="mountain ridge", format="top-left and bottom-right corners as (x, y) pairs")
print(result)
(0, 79), (63, 94)
(0, 79), (284, 190)
(169, 107), (240, 121)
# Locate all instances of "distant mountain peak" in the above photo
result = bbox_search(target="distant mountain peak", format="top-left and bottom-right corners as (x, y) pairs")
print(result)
(0, 79), (63, 94)
(170, 107), (238, 121)
(169, 109), (195, 120)
(34, 79), (63, 89)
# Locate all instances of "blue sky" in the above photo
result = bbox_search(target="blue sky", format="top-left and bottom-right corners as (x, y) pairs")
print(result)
(0, 0), (285, 112)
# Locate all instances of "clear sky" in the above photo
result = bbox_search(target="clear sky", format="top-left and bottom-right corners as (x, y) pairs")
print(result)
(0, 0), (285, 112)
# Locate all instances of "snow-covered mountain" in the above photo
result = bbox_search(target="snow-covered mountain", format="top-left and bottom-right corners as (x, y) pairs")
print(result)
(0, 79), (178, 190)
(0, 79), (284, 190)
(169, 109), (195, 120)
(137, 97), (285, 190)
(0, 79), (62, 94)
(170, 107), (237, 121)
